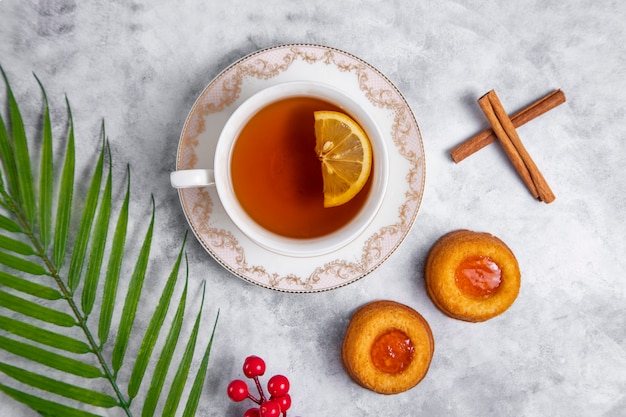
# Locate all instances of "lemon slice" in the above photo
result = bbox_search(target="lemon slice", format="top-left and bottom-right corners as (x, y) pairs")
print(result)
(314, 110), (372, 208)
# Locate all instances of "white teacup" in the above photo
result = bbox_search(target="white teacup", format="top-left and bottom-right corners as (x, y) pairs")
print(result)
(171, 81), (388, 257)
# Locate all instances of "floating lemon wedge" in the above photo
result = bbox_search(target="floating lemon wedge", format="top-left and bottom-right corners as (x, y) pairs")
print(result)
(314, 110), (372, 208)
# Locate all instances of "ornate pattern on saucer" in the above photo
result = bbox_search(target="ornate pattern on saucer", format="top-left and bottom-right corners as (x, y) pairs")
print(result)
(175, 44), (425, 292)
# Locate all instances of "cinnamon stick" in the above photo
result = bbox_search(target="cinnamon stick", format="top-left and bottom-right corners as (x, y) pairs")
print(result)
(451, 89), (566, 162)
(478, 90), (555, 203)
(477, 92), (539, 199)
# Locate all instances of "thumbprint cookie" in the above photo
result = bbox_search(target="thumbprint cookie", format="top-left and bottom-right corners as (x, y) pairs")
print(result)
(425, 229), (520, 322)
(341, 300), (434, 394)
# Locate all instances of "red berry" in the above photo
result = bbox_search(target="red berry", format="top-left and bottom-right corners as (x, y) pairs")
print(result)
(267, 375), (290, 397)
(227, 379), (249, 402)
(243, 408), (261, 417)
(243, 355), (266, 378)
(272, 393), (291, 411)
(259, 400), (281, 417)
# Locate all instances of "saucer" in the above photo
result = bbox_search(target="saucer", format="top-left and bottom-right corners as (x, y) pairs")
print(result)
(175, 44), (425, 293)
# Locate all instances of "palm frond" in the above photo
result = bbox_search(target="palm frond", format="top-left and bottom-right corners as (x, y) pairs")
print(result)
(67, 128), (105, 293)
(0, 249), (48, 275)
(52, 96), (75, 269)
(162, 281), (207, 416)
(0, 270), (62, 300)
(0, 66), (36, 224)
(182, 309), (219, 417)
(0, 214), (21, 233)
(0, 99), (19, 204)
(81, 143), (112, 317)
(0, 334), (102, 378)
(0, 67), (219, 416)
(34, 74), (53, 250)
(0, 315), (90, 353)
(0, 235), (36, 256)
(127, 232), (187, 401)
(0, 362), (118, 408)
(98, 165), (130, 348)
(112, 196), (155, 376)
(0, 383), (105, 417)
(142, 272), (189, 417)
(0, 290), (76, 326)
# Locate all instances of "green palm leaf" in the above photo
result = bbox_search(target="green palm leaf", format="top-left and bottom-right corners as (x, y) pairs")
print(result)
(0, 290), (76, 326)
(98, 166), (130, 347)
(0, 106), (19, 202)
(112, 196), (155, 375)
(0, 335), (102, 378)
(35, 74), (54, 249)
(0, 315), (90, 353)
(81, 144), (112, 317)
(0, 362), (117, 407)
(0, 67), (36, 225)
(0, 68), (219, 417)
(52, 96), (75, 269)
(127, 231), (187, 400)
(183, 309), (220, 417)
(142, 271), (189, 417)
(0, 213), (22, 233)
(0, 383), (104, 417)
(0, 234), (36, 255)
(0, 270), (62, 300)
(162, 282), (207, 416)
(0, 250), (48, 275)
(67, 129), (105, 293)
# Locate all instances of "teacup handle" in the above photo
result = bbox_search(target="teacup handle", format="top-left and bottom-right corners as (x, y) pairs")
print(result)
(170, 169), (215, 188)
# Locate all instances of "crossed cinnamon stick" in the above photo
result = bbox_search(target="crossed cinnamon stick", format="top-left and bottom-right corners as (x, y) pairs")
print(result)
(451, 89), (565, 203)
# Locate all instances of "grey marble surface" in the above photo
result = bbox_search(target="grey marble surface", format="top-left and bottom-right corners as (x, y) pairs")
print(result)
(1, 1), (625, 416)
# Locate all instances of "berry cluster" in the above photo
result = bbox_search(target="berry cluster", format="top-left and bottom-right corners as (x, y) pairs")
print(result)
(227, 355), (292, 417)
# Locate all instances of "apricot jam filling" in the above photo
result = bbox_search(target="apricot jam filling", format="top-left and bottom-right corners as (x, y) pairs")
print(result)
(455, 255), (502, 298)
(370, 329), (415, 374)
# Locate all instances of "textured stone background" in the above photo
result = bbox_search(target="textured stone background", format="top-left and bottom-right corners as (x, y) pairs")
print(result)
(0, 1), (624, 416)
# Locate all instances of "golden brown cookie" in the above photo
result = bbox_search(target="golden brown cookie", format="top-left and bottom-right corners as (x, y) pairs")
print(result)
(425, 229), (520, 322)
(341, 300), (434, 394)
